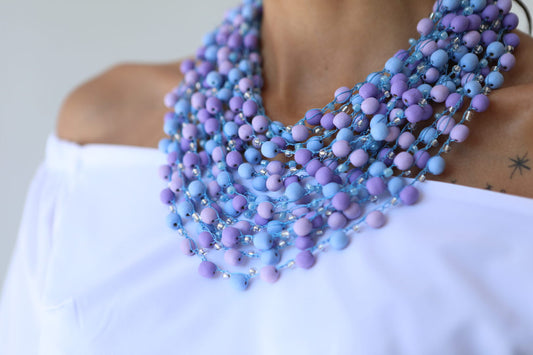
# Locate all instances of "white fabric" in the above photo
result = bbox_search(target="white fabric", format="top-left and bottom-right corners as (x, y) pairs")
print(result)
(1, 132), (533, 355)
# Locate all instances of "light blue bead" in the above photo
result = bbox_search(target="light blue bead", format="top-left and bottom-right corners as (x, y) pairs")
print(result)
(421, 127), (437, 144)
(464, 80), (482, 97)
(206, 71), (223, 88)
(452, 46), (468, 62)
(285, 182), (305, 201)
(245, 148), (261, 164)
(260, 250), (281, 265)
(486, 71), (504, 89)
(307, 137), (323, 152)
(238, 59), (252, 73)
(427, 156), (446, 175)
(487, 42), (505, 59)
(252, 176), (267, 191)
(266, 220), (283, 234)
(217, 171), (233, 188)
(322, 182), (341, 199)
(282, 131), (295, 144)
(366, 72), (382, 86)
(166, 141), (179, 153)
(417, 84), (432, 96)
(442, 0), (460, 11)
(163, 119), (179, 136)
(337, 128), (354, 141)
(174, 99), (190, 116)
(330, 230), (349, 250)
(261, 141), (279, 158)
(470, 0), (486, 12)
(460, 53), (479, 72)
(369, 161), (387, 177)
(228, 68), (244, 84)
(205, 139), (217, 154)
(388, 177), (405, 195)
(216, 88), (232, 102)
(443, 80), (457, 92)
(371, 122), (389, 141)
(350, 94), (364, 106)
(188, 180), (205, 197)
(253, 231), (273, 250)
(204, 45), (218, 62)
(230, 274), (249, 291)
(270, 121), (285, 135)
(383, 167), (394, 178)
(158, 138), (171, 153)
(177, 203), (193, 218)
(224, 200), (239, 216)
(238, 163), (254, 179)
(370, 114), (387, 128)
(223, 121), (239, 138)
(166, 213), (180, 230)
(385, 57), (403, 74)
(202, 32), (216, 46)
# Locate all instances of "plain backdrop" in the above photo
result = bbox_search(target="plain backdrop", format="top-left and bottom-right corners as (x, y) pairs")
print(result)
(1, 0), (531, 286)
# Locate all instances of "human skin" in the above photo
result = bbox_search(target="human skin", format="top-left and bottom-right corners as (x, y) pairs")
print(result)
(57, 0), (533, 197)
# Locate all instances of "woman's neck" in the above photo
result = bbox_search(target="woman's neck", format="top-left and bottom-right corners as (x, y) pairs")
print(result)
(260, 0), (435, 125)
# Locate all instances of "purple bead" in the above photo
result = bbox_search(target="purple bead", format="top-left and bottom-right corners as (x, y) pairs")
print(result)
(394, 152), (414, 171)
(221, 227), (240, 248)
(235, 220), (251, 234)
(229, 96), (244, 113)
(349, 149), (369, 167)
(260, 266), (280, 283)
(315, 167), (333, 185)
(183, 152), (200, 168)
(451, 15), (469, 33)
(160, 188), (175, 205)
(402, 88), (422, 106)
(499, 53), (516, 71)
(391, 80), (408, 97)
(482, 4), (499, 21)
(366, 210), (386, 229)
(226, 151), (243, 168)
(238, 77), (254, 93)
(385, 126), (400, 143)
(295, 148), (312, 165)
(498, 0), (512, 14)
(294, 218), (312, 237)
(320, 112), (335, 130)
(414, 150), (431, 169)
(471, 94), (490, 112)
(198, 261), (217, 278)
(445, 93), (463, 110)
(295, 250), (315, 269)
(359, 83), (379, 98)
(467, 14), (482, 30)
(200, 207), (217, 224)
(284, 175), (300, 187)
(198, 231), (213, 248)
(238, 124), (253, 141)
(180, 239), (195, 256)
(254, 214), (269, 226)
(158, 164), (172, 180)
(266, 174), (284, 191)
(399, 186), (419, 206)
(252, 115), (268, 133)
(334, 86), (351, 103)
(463, 31), (481, 48)
(343, 203), (362, 219)
(430, 85), (449, 103)
(450, 124), (470, 142)
(267, 160), (284, 175)
(332, 192), (350, 210)
(305, 109), (323, 125)
(295, 236), (315, 250)
(417, 18), (433, 36)
(328, 212), (347, 230)
(292, 125), (309, 142)
(257, 201), (274, 219)
(333, 112), (351, 129)
(206, 97), (222, 114)
(361, 97), (380, 115)
(436, 115), (455, 134)
(405, 104), (424, 123)
(232, 195), (247, 213)
(419, 39), (438, 56)
(242, 100), (258, 117)
(224, 249), (245, 266)
(366, 177), (386, 196)
(423, 67), (440, 83)
(182, 123), (198, 140)
(306, 159), (323, 176)
(180, 59), (194, 74)
(503, 33), (520, 48)
(332, 140), (351, 158)
(244, 33), (258, 49)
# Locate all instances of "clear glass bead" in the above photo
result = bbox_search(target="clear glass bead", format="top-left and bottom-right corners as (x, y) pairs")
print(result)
(278, 240), (287, 247)
(214, 243), (222, 250)
(249, 268), (257, 275)
(465, 110), (474, 122)
(418, 174), (427, 182)
(443, 144), (451, 153)
(284, 150), (294, 157)
(287, 261), (295, 268)
(281, 230), (290, 237)
(217, 223), (224, 230)
(192, 213), (200, 222)
(222, 273), (231, 279)
(243, 236), (251, 243)
(252, 225), (261, 232)
(198, 248), (207, 255)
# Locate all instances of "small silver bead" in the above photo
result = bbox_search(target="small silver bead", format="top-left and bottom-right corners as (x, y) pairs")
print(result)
(465, 110), (474, 122)
(443, 144), (451, 153)
(284, 150), (294, 157)
(198, 248), (207, 255)
(177, 228), (185, 236)
(281, 230), (290, 237)
(252, 225), (261, 232)
(316, 230), (324, 236)
(352, 224), (360, 232)
(201, 198), (208, 205)
(214, 243), (222, 250)
(169, 206), (175, 212)
(185, 191), (192, 198)
(287, 261), (295, 268)
(249, 267), (257, 275)
(506, 45), (515, 53)
(192, 213), (200, 222)
(259, 168), (267, 175)
(192, 168), (200, 176)
(418, 174), (427, 182)
(314, 127), (324, 134)
(278, 240), (287, 247)
(177, 163), (184, 170)
(405, 170), (412, 176)
(216, 223), (224, 230)
(325, 210), (333, 216)
(370, 195), (378, 203)
(243, 236), (251, 243)
(222, 272), (231, 279)
(390, 197), (398, 205)
(174, 133), (181, 140)
(247, 252), (256, 257)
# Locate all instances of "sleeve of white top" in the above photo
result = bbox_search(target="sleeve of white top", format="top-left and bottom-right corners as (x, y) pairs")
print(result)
(0, 157), (69, 354)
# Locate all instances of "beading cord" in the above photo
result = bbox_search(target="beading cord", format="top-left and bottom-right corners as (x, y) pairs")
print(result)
(158, 0), (520, 290)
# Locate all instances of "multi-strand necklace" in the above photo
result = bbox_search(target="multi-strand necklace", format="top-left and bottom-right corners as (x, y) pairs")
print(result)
(158, 0), (520, 290)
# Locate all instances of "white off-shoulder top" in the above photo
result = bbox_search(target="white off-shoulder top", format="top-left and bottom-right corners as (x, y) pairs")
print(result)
(1, 132), (533, 355)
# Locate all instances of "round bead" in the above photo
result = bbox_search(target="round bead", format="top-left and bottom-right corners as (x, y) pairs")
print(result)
(343, 202), (362, 219)
(333, 112), (351, 129)
(394, 152), (414, 170)
(450, 124), (470, 142)
(366, 177), (386, 196)
(260, 250), (281, 265)
(285, 182), (305, 201)
(261, 141), (279, 158)
(315, 167), (333, 185)
(486, 71), (504, 89)
(198, 261), (217, 278)
(332, 192), (351, 210)
(292, 125), (309, 142)
(334, 86), (351, 103)
(230, 274), (249, 291)
(266, 174), (284, 191)
(350, 149), (369, 167)
(294, 218), (313, 237)
(332, 140), (351, 158)
(200, 207), (218, 224)
(257, 201), (274, 219)
(471, 94), (490, 112)
(366, 210), (386, 229)
(295, 250), (315, 269)
(260, 266), (280, 283)
(328, 212), (347, 230)
(253, 231), (273, 250)
(361, 97), (380, 115)
(427, 156), (446, 175)
(436, 115), (455, 134)
(330, 231), (349, 250)
(252, 115), (269, 133)
(399, 185), (419, 205)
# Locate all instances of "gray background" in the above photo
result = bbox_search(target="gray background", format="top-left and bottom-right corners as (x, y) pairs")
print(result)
(1, 0), (531, 286)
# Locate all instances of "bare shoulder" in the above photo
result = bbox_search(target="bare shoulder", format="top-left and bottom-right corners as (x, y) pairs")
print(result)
(56, 60), (184, 148)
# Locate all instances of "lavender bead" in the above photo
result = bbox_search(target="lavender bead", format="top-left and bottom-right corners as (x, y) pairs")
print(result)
(305, 109), (323, 125)
(499, 53), (516, 71)
(226, 151), (243, 168)
(405, 104), (424, 123)
(180, 239), (195, 256)
(343, 203), (362, 219)
(160, 188), (175, 205)
(320, 112), (335, 130)
(414, 150), (431, 169)
(334, 86), (351, 103)
(295, 148), (312, 165)
(359, 82), (378, 98)
(332, 192), (350, 210)
(252, 115), (269, 133)
(295, 250), (315, 269)
(294, 218), (312, 237)
(417, 18), (433, 36)
(295, 236), (315, 250)
(402, 88), (422, 106)
(266, 174), (284, 191)
(200, 207), (217, 224)
(361, 97), (380, 115)
(471, 94), (490, 112)
(451, 15), (469, 33)
(503, 33), (520, 47)
(481, 4), (499, 21)
(238, 77), (254, 93)
(292, 125), (309, 142)
(399, 185), (419, 205)
(366, 177), (386, 196)
(328, 212), (347, 230)
(315, 166), (333, 185)
(394, 152), (414, 170)
(225, 249), (245, 266)
(436, 115), (455, 135)
(257, 201), (274, 219)
(350, 149), (369, 167)
(260, 266), (280, 283)
(333, 112), (351, 129)
(242, 100), (258, 117)
(430, 85), (449, 103)
(366, 211), (386, 229)
(267, 160), (284, 175)
(450, 124), (470, 142)
(221, 226), (240, 248)
(198, 231), (213, 248)
(198, 261), (217, 278)
(332, 140), (351, 158)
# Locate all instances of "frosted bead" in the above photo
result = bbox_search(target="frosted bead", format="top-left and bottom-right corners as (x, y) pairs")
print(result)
(343, 202), (362, 219)
(450, 124), (470, 142)
(361, 97), (380, 115)
(200, 207), (218, 224)
(427, 156), (446, 175)
(334, 86), (351, 103)
(333, 112), (351, 129)
(436, 115), (455, 134)
(221, 226), (240, 248)
(292, 125), (309, 142)
(332, 140), (351, 158)
(253, 231), (273, 249)
(350, 149), (369, 167)
(366, 210), (386, 228)
(257, 201), (274, 219)
(399, 185), (419, 205)
(328, 212), (347, 230)
(486, 71), (504, 89)
(198, 261), (217, 278)
(394, 152), (414, 170)
(230, 274), (249, 291)
(366, 176), (386, 196)
(295, 250), (315, 269)
(260, 266), (280, 283)
(294, 218), (313, 236)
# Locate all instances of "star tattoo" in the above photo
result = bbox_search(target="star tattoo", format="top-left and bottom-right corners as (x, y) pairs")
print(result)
(508, 152), (530, 179)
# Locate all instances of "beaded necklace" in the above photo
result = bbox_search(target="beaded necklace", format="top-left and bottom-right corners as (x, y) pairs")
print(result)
(158, 0), (520, 290)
